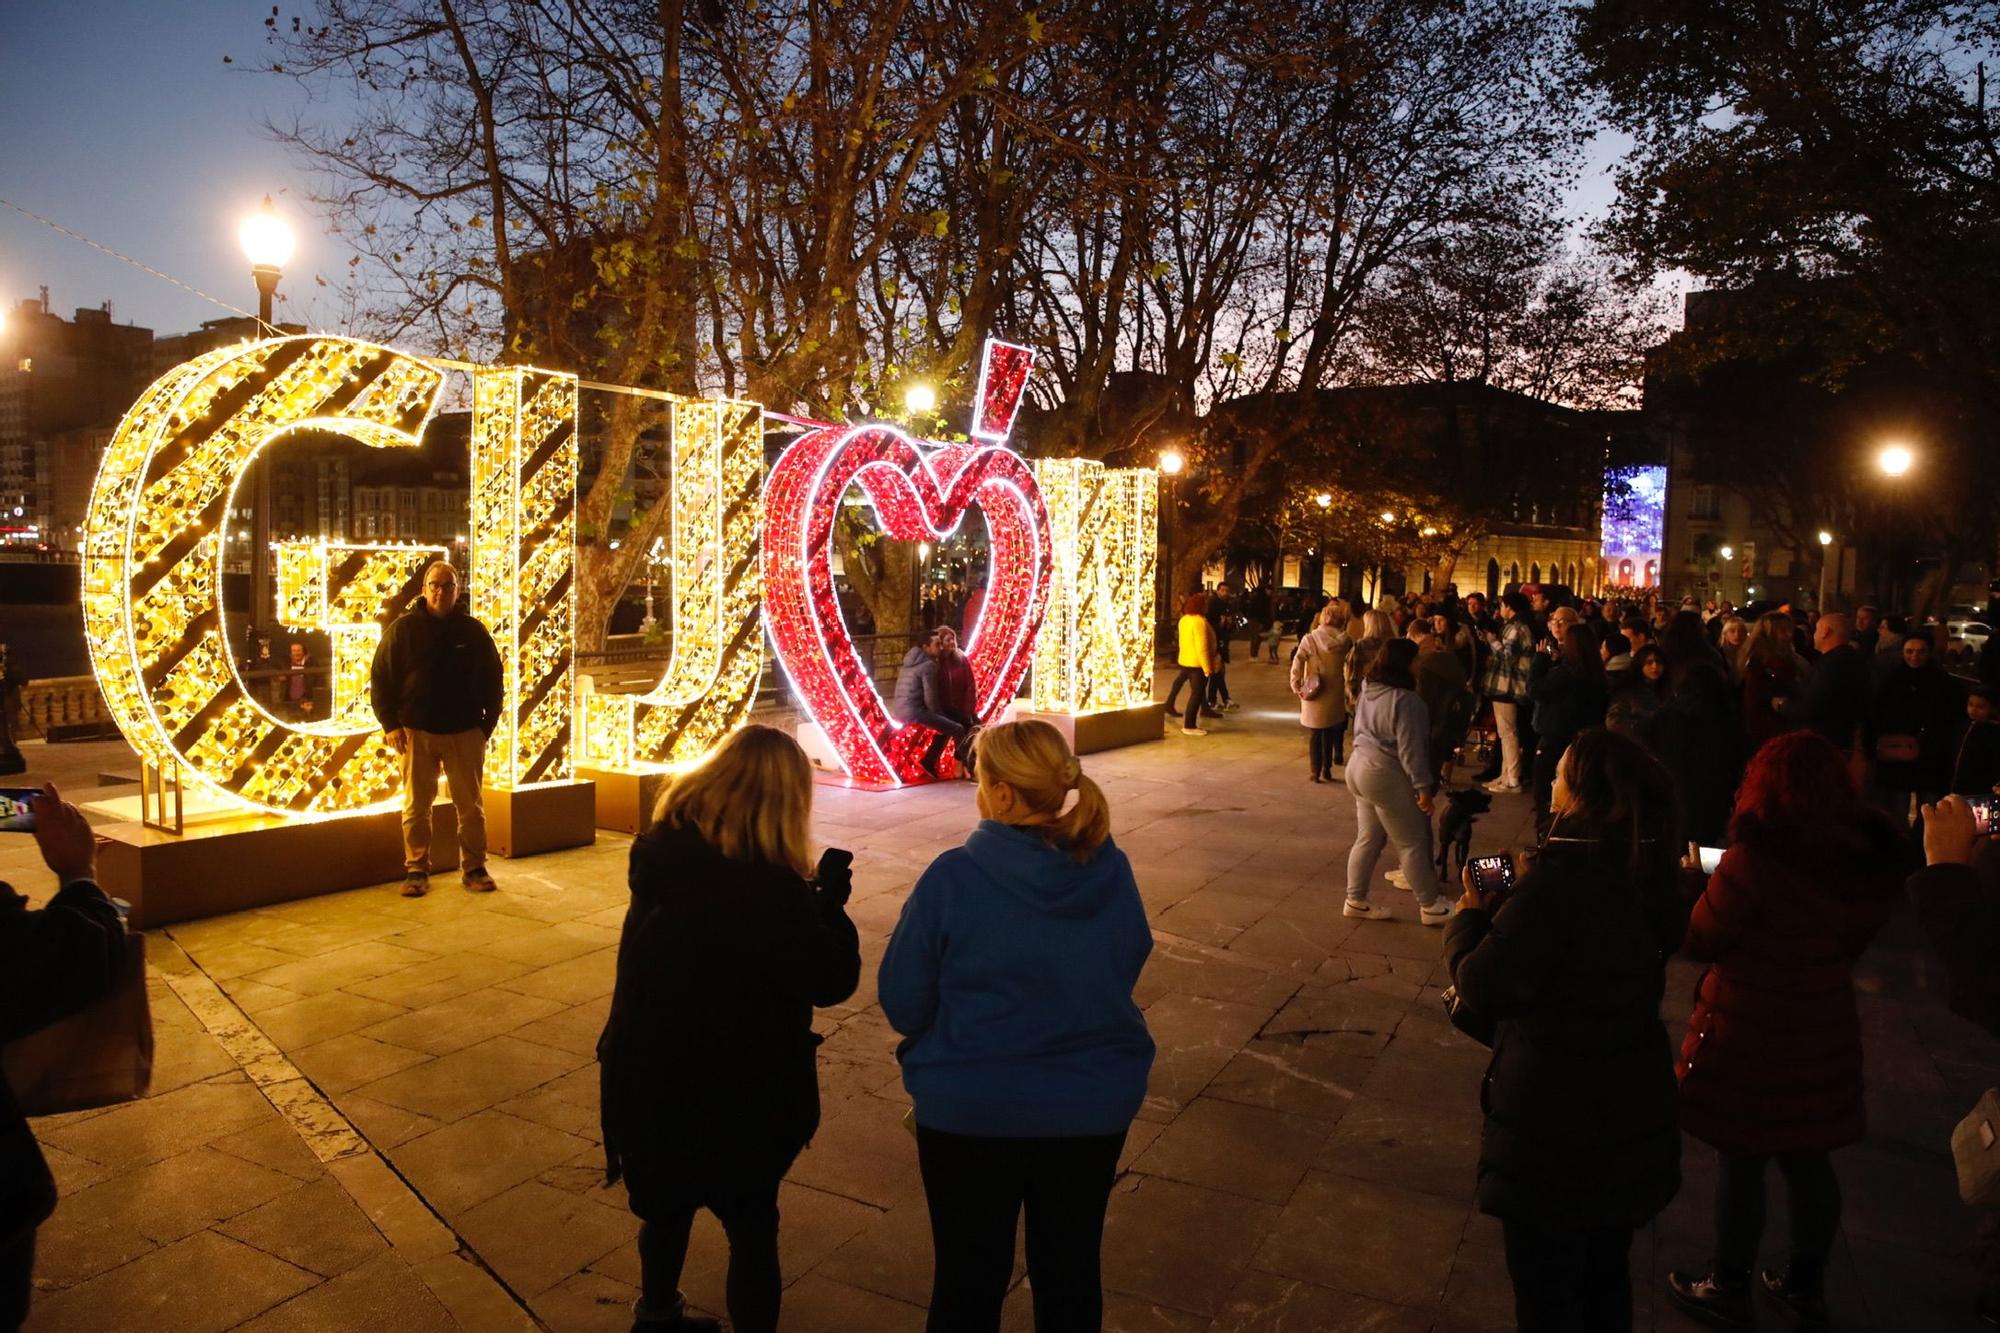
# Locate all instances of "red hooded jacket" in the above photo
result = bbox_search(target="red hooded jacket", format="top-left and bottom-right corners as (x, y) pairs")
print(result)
(1676, 818), (1911, 1155)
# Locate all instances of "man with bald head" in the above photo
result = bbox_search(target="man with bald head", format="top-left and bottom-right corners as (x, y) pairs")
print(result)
(1775, 611), (1873, 753)
(370, 560), (505, 897)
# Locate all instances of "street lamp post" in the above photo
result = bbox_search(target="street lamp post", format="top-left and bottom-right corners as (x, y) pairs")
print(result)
(1159, 450), (1185, 637)
(1817, 529), (1835, 613)
(239, 197), (295, 635)
(1314, 492), (1333, 596)
(639, 537), (665, 634)
(1874, 441), (1916, 611)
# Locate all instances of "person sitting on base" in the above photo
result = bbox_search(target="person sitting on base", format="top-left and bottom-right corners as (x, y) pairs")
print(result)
(890, 630), (970, 780)
(934, 627), (983, 777)
(369, 561), (505, 897)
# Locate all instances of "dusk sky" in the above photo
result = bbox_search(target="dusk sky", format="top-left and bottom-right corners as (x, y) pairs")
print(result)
(0, 1), (349, 336)
(1, 0), (1637, 343)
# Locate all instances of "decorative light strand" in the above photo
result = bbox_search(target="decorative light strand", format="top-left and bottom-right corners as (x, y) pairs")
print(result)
(1030, 459), (1158, 714)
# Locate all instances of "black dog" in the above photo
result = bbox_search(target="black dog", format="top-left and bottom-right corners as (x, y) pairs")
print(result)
(1434, 787), (1492, 882)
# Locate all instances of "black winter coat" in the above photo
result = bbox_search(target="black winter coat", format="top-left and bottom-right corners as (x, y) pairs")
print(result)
(597, 822), (860, 1186)
(1, 878), (127, 1245)
(1658, 660), (1742, 845)
(1444, 840), (1690, 1229)
(1869, 662), (1964, 793)
(1907, 862), (2000, 1039)
(368, 606), (504, 738)
(1527, 655), (1608, 744)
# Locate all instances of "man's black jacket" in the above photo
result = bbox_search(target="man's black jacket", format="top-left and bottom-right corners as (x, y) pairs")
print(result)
(369, 607), (504, 737)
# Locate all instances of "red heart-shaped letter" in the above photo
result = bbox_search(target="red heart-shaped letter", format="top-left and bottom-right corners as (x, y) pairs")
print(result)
(763, 424), (1052, 786)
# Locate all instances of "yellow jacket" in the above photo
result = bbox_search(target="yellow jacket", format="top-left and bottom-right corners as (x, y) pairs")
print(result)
(1178, 614), (1219, 674)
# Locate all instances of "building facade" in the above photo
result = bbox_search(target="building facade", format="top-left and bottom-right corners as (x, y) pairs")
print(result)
(0, 293), (154, 547)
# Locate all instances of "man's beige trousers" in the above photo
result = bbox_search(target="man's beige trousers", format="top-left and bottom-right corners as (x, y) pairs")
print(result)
(401, 727), (487, 872)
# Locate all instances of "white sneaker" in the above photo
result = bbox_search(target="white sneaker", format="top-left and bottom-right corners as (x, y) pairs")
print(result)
(1181, 726), (1208, 737)
(1386, 869), (1412, 892)
(1419, 901), (1456, 927)
(1482, 780), (1523, 794)
(1343, 900), (1392, 920)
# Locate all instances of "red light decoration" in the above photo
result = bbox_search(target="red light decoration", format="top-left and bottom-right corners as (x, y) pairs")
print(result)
(764, 431), (1051, 786)
(972, 340), (1035, 442)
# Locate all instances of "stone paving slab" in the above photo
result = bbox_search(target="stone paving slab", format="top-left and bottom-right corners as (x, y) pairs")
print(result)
(11, 662), (2000, 1329)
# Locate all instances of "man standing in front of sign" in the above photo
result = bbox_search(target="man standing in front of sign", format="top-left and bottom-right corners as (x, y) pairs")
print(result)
(371, 561), (505, 898)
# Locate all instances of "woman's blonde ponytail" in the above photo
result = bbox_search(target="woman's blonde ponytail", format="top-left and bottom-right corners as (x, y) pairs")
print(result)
(974, 719), (1112, 861)
(1050, 771), (1112, 860)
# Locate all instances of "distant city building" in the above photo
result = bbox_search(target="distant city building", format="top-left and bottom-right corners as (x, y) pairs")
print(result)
(349, 412), (470, 547)
(1244, 382), (1654, 603)
(0, 291), (154, 547)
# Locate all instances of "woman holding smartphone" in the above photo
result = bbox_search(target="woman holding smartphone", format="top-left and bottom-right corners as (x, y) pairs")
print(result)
(1445, 729), (1689, 1331)
(1667, 731), (1913, 1328)
(598, 725), (861, 1333)
(880, 720), (1154, 1333)
(0, 784), (129, 1330)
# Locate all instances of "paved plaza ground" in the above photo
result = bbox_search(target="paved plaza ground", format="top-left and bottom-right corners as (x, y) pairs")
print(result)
(7, 662), (1999, 1331)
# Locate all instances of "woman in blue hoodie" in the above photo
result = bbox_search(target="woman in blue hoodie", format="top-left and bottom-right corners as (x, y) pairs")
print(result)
(1345, 637), (1453, 924)
(879, 719), (1155, 1333)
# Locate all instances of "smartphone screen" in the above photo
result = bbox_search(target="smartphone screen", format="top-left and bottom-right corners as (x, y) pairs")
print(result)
(1697, 845), (1725, 874)
(1468, 854), (1514, 896)
(0, 788), (37, 834)
(1970, 795), (2000, 837)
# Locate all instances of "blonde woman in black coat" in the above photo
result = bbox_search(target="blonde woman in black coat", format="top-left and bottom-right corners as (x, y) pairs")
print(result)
(599, 726), (861, 1333)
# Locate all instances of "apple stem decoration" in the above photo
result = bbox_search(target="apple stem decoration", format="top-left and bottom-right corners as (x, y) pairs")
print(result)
(763, 339), (1050, 786)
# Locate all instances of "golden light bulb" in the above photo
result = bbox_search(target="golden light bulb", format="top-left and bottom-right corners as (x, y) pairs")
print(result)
(239, 197), (297, 269)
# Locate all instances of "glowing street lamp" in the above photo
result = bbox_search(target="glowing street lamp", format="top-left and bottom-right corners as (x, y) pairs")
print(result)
(1159, 449), (1184, 476)
(1817, 530), (1836, 610)
(1818, 530), (1834, 547)
(903, 383), (937, 416)
(1877, 443), (1914, 477)
(1314, 492), (1333, 509)
(239, 196), (295, 329)
(1378, 510), (1396, 524)
(1718, 544), (1735, 562)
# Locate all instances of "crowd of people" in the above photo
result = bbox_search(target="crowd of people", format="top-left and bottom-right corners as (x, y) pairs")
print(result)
(7, 569), (2000, 1333)
(1242, 578), (2000, 1330)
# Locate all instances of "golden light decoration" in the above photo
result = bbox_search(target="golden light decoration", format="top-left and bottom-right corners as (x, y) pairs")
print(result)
(83, 335), (444, 814)
(1030, 458), (1158, 715)
(276, 541), (449, 730)
(471, 366), (579, 788)
(581, 396), (765, 771)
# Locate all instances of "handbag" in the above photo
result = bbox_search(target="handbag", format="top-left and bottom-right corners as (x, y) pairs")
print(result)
(1296, 672), (1325, 701)
(1875, 733), (1921, 763)
(1952, 1088), (2000, 1205)
(2, 931), (153, 1116)
(1440, 984), (1496, 1048)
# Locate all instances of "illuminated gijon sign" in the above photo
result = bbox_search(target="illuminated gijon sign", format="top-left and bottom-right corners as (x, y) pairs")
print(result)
(84, 334), (1154, 813)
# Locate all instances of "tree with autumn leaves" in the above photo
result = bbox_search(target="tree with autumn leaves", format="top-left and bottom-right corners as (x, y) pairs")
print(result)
(266, 0), (1645, 642)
